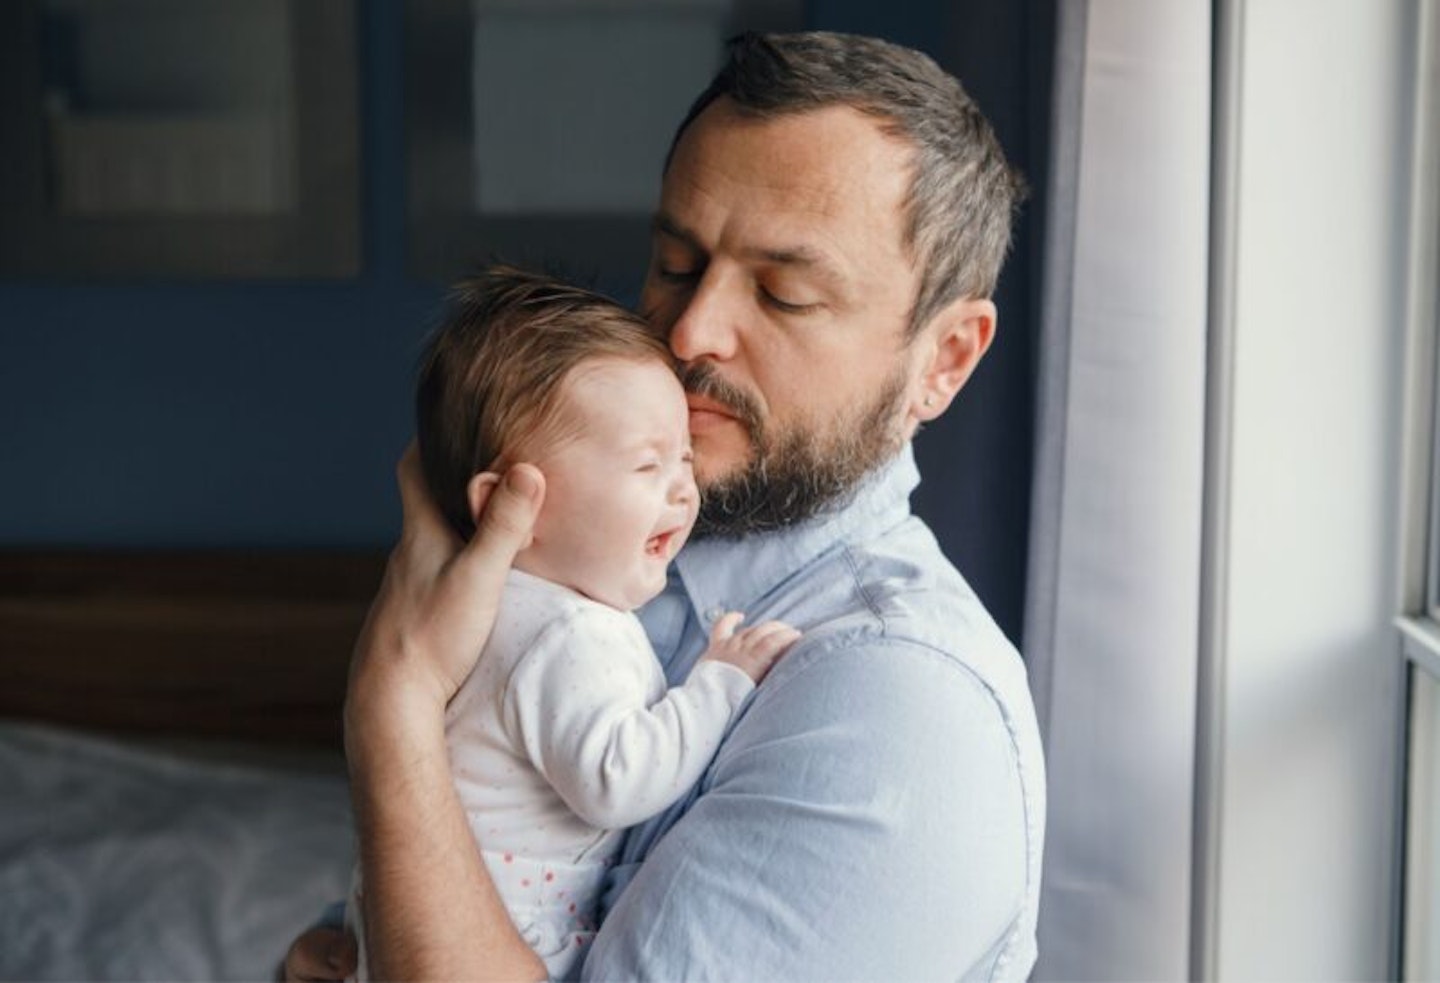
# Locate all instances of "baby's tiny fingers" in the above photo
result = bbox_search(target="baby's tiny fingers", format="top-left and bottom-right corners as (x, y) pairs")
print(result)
(744, 625), (802, 658)
(710, 611), (746, 644)
(739, 620), (800, 646)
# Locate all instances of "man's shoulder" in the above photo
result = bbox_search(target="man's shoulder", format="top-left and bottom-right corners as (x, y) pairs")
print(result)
(761, 514), (1026, 702)
(740, 513), (1043, 803)
(697, 521), (1045, 979)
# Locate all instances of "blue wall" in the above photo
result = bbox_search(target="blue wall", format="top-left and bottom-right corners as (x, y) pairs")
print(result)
(1, 1), (437, 547)
(0, 0), (1049, 640)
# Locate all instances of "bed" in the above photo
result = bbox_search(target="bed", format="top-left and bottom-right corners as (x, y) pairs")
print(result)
(0, 550), (385, 981)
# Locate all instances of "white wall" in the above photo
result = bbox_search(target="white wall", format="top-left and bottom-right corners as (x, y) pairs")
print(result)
(1215, 0), (1411, 976)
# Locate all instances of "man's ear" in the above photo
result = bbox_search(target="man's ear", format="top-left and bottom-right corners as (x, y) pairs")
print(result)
(911, 297), (996, 421)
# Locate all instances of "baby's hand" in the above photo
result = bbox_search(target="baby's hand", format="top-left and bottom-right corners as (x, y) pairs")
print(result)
(700, 612), (801, 685)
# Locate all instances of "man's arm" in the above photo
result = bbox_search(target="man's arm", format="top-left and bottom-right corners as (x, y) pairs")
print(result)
(343, 449), (549, 982)
(583, 639), (1040, 981)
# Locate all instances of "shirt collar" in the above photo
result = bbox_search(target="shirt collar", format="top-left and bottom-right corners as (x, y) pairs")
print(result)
(671, 443), (920, 622)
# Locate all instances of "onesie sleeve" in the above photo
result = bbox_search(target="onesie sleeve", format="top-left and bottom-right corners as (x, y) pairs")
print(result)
(503, 606), (753, 830)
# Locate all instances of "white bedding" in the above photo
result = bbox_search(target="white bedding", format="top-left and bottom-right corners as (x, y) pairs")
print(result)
(0, 722), (354, 981)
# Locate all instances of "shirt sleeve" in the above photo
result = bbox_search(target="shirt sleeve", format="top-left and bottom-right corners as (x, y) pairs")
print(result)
(581, 637), (1037, 982)
(503, 606), (755, 830)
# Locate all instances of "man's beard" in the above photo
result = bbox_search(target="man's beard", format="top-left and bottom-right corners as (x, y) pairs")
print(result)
(681, 362), (909, 539)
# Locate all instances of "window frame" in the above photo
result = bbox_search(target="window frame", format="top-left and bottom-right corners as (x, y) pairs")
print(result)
(1398, 0), (1440, 978)
(1429, 321), (1440, 621)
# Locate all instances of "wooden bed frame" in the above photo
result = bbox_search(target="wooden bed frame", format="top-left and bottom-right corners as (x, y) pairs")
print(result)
(0, 551), (386, 750)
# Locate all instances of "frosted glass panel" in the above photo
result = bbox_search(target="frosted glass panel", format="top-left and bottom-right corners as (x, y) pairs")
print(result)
(471, 8), (724, 214)
(0, 0), (359, 278)
(39, 0), (296, 215)
(405, 0), (801, 281)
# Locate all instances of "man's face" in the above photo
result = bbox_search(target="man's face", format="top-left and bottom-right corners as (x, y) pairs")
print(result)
(640, 100), (926, 536)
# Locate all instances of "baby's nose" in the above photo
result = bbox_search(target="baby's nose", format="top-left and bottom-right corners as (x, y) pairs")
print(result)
(669, 474), (698, 506)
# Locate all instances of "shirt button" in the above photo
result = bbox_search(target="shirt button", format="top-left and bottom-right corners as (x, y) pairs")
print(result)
(705, 606), (726, 624)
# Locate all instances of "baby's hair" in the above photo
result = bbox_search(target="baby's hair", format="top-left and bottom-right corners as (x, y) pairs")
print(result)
(416, 265), (672, 539)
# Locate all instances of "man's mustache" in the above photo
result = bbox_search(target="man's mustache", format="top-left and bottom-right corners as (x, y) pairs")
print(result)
(678, 363), (764, 440)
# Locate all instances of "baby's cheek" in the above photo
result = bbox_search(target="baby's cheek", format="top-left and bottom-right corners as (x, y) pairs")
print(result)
(574, 537), (635, 587)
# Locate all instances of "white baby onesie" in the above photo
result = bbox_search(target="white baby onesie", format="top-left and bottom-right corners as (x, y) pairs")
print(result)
(348, 568), (754, 980)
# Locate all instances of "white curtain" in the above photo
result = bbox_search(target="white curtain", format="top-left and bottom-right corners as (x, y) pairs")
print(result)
(1025, 1), (1213, 978)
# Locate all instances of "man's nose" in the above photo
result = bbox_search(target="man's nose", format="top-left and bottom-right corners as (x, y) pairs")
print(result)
(668, 268), (741, 363)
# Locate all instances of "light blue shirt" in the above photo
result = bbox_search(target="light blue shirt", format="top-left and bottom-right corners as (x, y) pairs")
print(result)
(581, 444), (1046, 981)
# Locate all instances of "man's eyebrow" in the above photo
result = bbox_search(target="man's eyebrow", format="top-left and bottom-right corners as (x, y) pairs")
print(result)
(746, 243), (836, 271)
(652, 213), (700, 250)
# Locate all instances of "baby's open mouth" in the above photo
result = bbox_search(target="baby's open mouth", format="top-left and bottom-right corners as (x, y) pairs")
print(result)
(645, 530), (678, 558)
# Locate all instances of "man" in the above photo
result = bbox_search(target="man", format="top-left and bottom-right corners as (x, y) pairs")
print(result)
(287, 30), (1044, 981)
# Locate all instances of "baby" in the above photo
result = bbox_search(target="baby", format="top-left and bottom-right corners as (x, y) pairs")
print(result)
(346, 266), (799, 981)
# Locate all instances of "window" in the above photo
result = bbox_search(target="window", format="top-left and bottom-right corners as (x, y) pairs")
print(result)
(403, 0), (802, 283)
(0, 0), (359, 278)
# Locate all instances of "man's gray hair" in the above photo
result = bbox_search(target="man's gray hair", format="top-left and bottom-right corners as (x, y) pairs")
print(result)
(666, 31), (1025, 338)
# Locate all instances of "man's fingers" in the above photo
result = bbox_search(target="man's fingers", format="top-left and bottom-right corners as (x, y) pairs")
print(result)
(448, 463), (545, 594)
(282, 927), (356, 983)
(465, 472), (502, 528)
(357, 460), (545, 708)
(473, 464), (544, 552)
(396, 440), (462, 556)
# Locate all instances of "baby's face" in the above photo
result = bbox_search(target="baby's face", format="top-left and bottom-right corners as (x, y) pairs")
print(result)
(512, 356), (698, 611)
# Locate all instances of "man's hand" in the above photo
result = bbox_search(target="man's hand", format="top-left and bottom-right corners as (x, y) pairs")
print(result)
(281, 926), (356, 983)
(346, 443), (545, 735)
(335, 442), (549, 983)
(700, 612), (801, 684)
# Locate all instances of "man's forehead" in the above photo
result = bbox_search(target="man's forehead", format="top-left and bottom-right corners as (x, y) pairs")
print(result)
(666, 100), (912, 196)
(657, 103), (914, 265)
